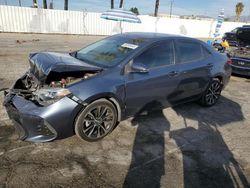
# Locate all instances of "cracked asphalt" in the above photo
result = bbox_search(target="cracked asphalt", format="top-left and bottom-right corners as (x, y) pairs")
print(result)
(0, 33), (250, 188)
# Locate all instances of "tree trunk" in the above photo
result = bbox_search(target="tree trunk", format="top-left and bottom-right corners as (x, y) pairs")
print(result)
(43, 0), (47, 9)
(33, 0), (38, 8)
(235, 12), (240, 22)
(111, 0), (114, 9)
(119, 0), (124, 8)
(154, 0), (159, 17)
(64, 0), (68, 10)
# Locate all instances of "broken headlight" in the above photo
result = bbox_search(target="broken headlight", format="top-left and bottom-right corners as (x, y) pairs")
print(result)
(34, 88), (71, 105)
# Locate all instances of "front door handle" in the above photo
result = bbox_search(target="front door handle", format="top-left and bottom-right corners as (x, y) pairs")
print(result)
(168, 71), (180, 77)
(207, 63), (214, 69)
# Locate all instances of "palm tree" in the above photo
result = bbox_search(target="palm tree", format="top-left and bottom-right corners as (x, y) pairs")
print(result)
(119, 0), (124, 8)
(43, 0), (47, 9)
(111, 0), (114, 9)
(33, 0), (38, 8)
(154, 0), (160, 17)
(235, 2), (244, 22)
(64, 0), (68, 10)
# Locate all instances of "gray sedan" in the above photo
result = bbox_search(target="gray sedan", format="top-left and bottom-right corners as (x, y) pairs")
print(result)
(3, 32), (232, 142)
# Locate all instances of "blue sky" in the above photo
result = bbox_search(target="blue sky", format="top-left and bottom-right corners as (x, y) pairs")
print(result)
(1, 0), (250, 17)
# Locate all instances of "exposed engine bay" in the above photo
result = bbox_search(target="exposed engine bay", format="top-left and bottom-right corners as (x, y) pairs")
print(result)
(229, 46), (250, 59)
(9, 71), (97, 106)
(5, 51), (103, 106)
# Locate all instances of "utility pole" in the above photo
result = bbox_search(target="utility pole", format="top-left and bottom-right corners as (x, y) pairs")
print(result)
(18, 0), (21, 6)
(5, 0), (7, 5)
(170, 0), (174, 18)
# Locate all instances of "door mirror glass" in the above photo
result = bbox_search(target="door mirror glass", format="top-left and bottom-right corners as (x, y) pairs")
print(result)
(130, 62), (149, 73)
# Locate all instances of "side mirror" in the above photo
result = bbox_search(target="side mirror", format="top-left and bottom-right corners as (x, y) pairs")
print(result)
(130, 62), (149, 73)
(69, 51), (78, 57)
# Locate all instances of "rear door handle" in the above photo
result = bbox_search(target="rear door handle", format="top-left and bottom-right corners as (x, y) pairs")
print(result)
(207, 63), (214, 68)
(168, 71), (180, 77)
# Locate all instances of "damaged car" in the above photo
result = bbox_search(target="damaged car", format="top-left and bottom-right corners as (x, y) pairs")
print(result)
(228, 27), (250, 76)
(3, 33), (232, 142)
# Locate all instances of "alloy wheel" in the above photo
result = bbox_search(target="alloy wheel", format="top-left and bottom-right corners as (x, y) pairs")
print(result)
(205, 81), (222, 105)
(81, 105), (115, 139)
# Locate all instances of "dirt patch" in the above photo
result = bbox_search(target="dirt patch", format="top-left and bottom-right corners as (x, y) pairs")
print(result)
(16, 39), (40, 44)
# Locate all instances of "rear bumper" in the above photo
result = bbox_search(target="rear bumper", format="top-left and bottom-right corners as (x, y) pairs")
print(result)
(3, 94), (82, 142)
(231, 64), (250, 76)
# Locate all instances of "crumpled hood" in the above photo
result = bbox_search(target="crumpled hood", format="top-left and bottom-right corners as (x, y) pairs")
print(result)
(29, 52), (102, 83)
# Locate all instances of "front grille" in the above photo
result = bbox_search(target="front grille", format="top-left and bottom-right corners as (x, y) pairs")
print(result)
(6, 104), (27, 140)
(37, 123), (54, 136)
(12, 120), (27, 140)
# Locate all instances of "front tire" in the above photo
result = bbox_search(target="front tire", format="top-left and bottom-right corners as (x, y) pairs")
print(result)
(75, 99), (118, 142)
(199, 78), (223, 107)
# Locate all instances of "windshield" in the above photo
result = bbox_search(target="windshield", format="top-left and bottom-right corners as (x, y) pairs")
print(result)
(76, 36), (146, 68)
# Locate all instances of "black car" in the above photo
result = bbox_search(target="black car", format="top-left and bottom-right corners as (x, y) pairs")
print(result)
(222, 25), (250, 46)
(227, 27), (250, 76)
(3, 33), (232, 142)
(230, 47), (250, 76)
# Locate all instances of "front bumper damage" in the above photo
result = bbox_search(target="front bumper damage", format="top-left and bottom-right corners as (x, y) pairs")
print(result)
(2, 51), (101, 142)
(3, 92), (82, 142)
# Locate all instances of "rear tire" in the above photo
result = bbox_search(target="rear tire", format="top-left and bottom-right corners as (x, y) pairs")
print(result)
(199, 78), (223, 107)
(75, 99), (118, 142)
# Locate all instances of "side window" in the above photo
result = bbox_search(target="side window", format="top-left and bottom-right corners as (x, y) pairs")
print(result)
(134, 41), (174, 68)
(175, 40), (204, 64)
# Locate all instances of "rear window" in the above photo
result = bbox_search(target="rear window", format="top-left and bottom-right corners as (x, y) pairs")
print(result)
(175, 40), (204, 64)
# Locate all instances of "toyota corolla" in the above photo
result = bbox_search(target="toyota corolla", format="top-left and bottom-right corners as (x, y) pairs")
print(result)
(3, 33), (232, 142)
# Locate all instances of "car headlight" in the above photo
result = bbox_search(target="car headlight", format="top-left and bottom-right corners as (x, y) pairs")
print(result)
(34, 88), (71, 105)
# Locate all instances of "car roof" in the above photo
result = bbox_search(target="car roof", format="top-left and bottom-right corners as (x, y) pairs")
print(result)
(114, 32), (196, 42)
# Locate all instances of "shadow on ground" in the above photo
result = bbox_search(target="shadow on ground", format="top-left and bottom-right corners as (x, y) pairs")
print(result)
(123, 97), (250, 188)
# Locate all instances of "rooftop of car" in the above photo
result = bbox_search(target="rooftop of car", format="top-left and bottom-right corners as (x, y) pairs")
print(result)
(114, 32), (194, 40)
(120, 32), (176, 38)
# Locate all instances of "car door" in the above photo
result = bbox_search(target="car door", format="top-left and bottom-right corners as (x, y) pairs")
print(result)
(124, 40), (181, 116)
(172, 39), (212, 102)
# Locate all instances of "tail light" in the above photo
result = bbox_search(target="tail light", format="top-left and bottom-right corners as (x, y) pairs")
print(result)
(226, 58), (233, 65)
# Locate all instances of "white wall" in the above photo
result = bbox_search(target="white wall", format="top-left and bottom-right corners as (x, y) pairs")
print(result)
(0, 5), (247, 38)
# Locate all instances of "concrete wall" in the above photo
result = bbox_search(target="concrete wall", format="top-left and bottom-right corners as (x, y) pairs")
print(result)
(0, 5), (247, 38)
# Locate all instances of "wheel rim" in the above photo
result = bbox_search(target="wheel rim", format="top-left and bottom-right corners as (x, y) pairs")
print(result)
(205, 82), (221, 105)
(82, 105), (115, 139)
